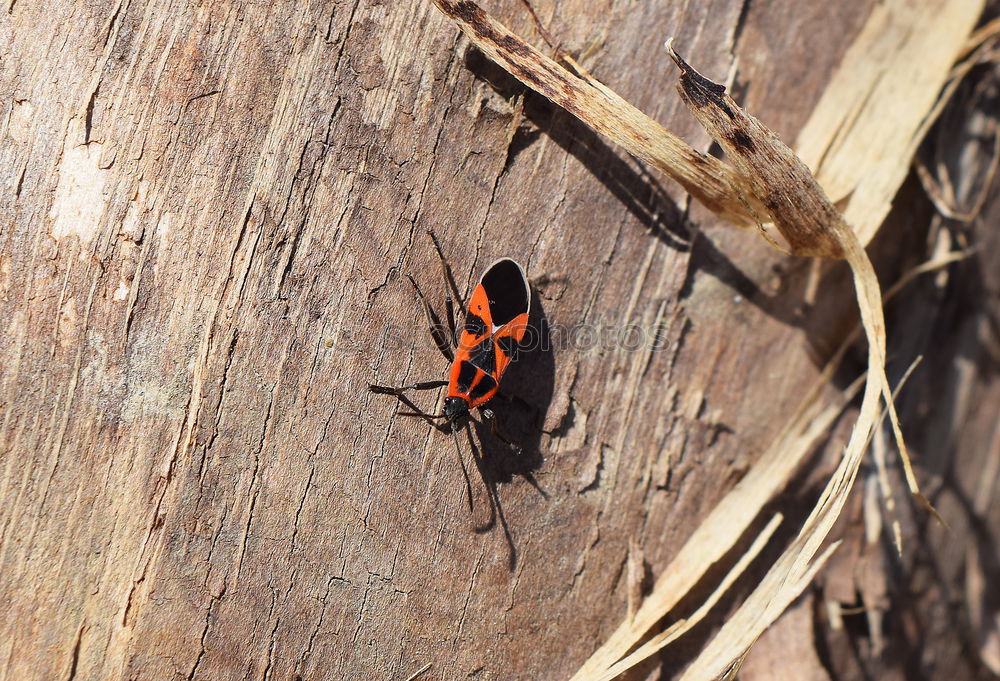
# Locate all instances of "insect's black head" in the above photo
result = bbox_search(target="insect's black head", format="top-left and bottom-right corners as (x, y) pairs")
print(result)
(443, 396), (470, 428)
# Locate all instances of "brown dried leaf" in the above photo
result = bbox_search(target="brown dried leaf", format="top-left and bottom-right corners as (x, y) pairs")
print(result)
(667, 45), (843, 259)
(664, 43), (937, 502)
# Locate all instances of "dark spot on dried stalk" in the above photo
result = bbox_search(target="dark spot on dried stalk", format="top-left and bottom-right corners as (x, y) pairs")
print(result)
(717, 100), (736, 120)
(451, 0), (484, 27)
(497, 35), (533, 58)
(730, 130), (755, 152)
(670, 48), (726, 110)
(509, 63), (556, 99)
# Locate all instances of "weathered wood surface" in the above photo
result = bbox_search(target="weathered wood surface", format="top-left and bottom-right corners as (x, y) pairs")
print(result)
(2, 0), (996, 680)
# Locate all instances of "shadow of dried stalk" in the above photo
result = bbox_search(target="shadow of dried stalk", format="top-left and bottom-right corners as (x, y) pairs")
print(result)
(428, 1), (983, 679)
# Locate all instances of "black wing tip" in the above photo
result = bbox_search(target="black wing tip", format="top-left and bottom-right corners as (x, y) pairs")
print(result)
(481, 258), (531, 323)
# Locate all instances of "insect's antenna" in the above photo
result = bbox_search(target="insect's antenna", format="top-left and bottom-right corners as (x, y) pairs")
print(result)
(452, 425), (474, 513)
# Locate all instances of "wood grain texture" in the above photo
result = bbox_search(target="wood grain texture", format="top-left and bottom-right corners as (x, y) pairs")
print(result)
(1, 1), (995, 680)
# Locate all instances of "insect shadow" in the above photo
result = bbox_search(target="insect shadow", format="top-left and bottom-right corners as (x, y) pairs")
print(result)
(468, 287), (554, 567)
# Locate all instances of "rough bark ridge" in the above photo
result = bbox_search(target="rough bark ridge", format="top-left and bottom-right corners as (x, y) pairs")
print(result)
(1, 1), (996, 680)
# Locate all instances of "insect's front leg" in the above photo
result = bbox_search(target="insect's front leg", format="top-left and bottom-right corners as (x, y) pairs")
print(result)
(370, 380), (451, 431)
(369, 379), (448, 395)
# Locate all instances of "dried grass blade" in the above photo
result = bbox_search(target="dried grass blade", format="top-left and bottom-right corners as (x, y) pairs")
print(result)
(667, 44), (934, 510)
(591, 513), (784, 681)
(428, 0), (765, 227)
(569, 375), (863, 680)
(659, 47), (936, 679)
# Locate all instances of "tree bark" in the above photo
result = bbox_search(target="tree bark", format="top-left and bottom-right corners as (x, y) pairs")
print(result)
(1, 1), (996, 680)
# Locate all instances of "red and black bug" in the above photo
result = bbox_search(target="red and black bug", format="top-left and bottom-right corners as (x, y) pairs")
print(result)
(443, 254), (530, 420)
(369, 234), (530, 470)
(370, 236), (529, 425)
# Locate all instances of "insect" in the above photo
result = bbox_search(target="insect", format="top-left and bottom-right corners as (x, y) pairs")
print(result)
(369, 234), (531, 477)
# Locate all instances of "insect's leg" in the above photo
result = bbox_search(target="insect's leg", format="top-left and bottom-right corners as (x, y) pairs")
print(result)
(393, 401), (449, 431)
(396, 410), (445, 418)
(464, 429), (516, 568)
(369, 379), (448, 395)
(396, 410), (451, 433)
(370, 382), (449, 430)
(406, 275), (454, 362)
(478, 407), (521, 453)
(477, 409), (549, 500)
(427, 231), (465, 345)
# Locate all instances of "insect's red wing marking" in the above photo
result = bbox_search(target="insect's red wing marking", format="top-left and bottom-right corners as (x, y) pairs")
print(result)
(491, 311), (528, 380)
(448, 282), (494, 406)
(451, 354), (500, 409)
(458, 283), (492, 351)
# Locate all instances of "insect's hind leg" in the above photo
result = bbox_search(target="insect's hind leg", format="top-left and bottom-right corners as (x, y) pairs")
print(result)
(396, 410), (452, 432)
